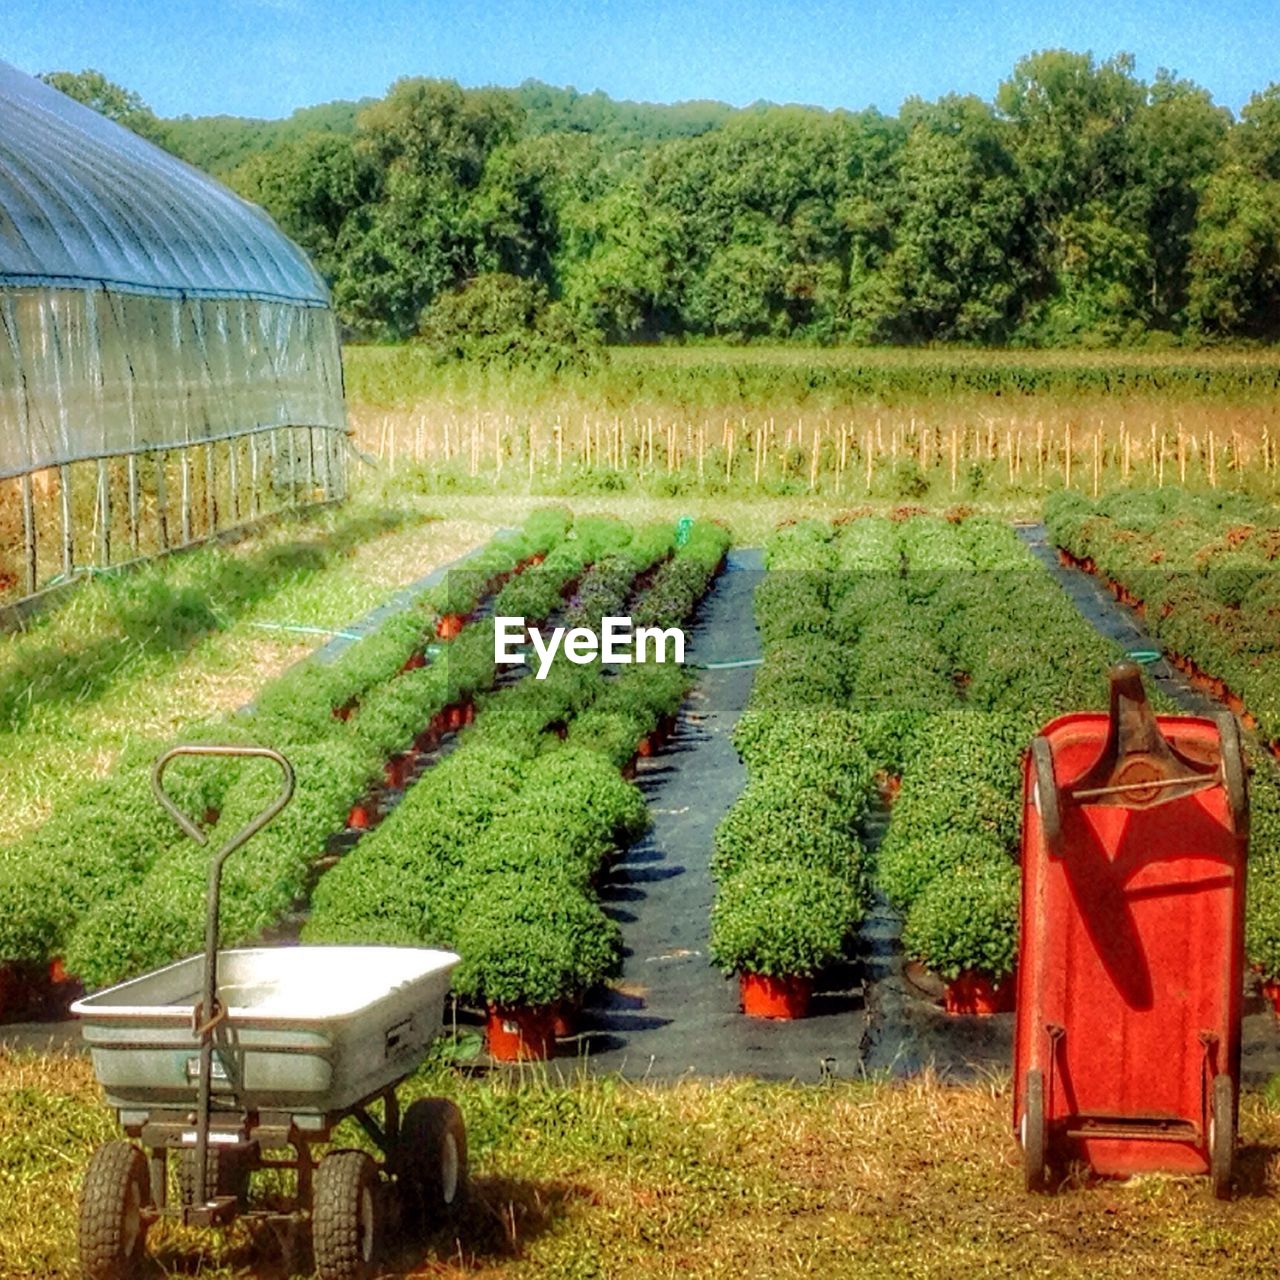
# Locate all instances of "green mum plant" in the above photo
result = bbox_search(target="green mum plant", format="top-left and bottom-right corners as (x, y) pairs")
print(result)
(901, 860), (1020, 982)
(709, 862), (859, 979)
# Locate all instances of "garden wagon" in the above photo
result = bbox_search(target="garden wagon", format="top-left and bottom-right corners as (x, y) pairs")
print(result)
(72, 745), (468, 1280)
(1015, 662), (1249, 1196)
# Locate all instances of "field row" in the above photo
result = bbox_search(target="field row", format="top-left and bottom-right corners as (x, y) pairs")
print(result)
(712, 510), (1280, 1011)
(0, 506), (735, 1057)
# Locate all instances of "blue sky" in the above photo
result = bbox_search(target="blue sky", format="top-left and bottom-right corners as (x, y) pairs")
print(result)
(3, 0), (1277, 120)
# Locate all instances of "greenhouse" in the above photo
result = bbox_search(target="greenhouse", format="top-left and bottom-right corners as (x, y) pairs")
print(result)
(0, 59), (346, 602)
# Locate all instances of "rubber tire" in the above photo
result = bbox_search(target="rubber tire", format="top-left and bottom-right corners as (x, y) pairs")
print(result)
(1210, 1073), (1235, 1200)
(78, 1141), (150, 1280)
(1216, 711), (1249, 838)
(399, 1097), (468, 1233)
(177, 1144), (252, 1208)
(1022, 1068), (1048, 1193)
(1031, 737), (1062, 855)
(313, 1149), (382, 1280)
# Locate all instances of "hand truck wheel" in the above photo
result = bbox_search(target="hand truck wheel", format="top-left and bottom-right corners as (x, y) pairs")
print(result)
(1031, 737), (1062, 854)
(78, 1141), (151, 1280)
(1215, 711), (1249, 838)
(313, 1149), (382, 1280)
(1209, 1073), (1235, 1200)
(1021, 1068), (1048, 1193)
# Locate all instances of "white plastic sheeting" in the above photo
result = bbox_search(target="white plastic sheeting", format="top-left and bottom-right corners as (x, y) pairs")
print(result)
(0, 61), (346, 480)
(0, 289), (345, 477)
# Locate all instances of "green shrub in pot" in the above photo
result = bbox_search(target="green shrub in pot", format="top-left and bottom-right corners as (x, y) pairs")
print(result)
(876, 830), (1011, 914)
(452, 873), (621, 1007)
(901, 860), (1020, 982)
(709, 862), (859, 979)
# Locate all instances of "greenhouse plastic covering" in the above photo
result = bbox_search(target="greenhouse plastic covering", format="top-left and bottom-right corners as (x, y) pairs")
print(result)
(0, 60), (345, 479)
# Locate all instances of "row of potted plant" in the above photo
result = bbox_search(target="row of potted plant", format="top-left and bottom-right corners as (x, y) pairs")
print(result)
(59, 507), (619, 993)
(305, 518), (730, 1058)
(0, 509), (579, 1005)
(709, 520), (886, 1018)
(875, 517), (1133, 1012)
(1046, 489), (1280, 741)
(722, 513), (1141, 1018)
(1045, 489), (1280, 996)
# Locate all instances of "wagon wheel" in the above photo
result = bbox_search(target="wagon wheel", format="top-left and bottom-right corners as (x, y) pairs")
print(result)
(1209, 1073), (1235, 1200)
(398, 1097), (468, 1234)
(1021, 1068), (1048, 1193)
(78, 1141), (151, 1280)
(313, 1150), (383, 1280)
(1031, 737), (1062, 854)
(177, 1143), (253, 1208)
(1215, 711), (1249, 838)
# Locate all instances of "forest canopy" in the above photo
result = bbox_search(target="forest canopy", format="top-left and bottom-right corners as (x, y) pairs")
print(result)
(41, 56), (1280, 347)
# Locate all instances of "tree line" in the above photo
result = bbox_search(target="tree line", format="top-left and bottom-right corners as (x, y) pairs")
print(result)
(42, 54), (1280, 348)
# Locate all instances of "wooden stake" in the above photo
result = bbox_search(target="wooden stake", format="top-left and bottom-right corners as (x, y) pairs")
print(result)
(1065, 424), (1072, 490)
(59, 463), (74, 575)
(1209, 431), (1217, 487)
(950, 428), (959, 492)
(227, 441), (239, 523)
(97, 456), (111, 565)
(247, 436), (259, 520)
(180, 448), (192, 542)
(20, 472), (36, 595)
(155, 454), (170, 549)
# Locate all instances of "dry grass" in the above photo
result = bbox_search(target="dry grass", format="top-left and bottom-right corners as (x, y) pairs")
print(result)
(4, 1052), (1280, 1279)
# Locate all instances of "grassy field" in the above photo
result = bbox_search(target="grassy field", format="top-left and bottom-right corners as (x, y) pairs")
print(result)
(0, 500), (497, 843)
(4, 1051), (1280, 1280)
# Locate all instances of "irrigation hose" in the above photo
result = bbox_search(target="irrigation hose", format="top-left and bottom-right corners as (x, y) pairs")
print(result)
(1126, 649), (1162, 666)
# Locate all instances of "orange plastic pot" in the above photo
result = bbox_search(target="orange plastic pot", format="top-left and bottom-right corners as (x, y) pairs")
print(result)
(739, 972), (812, 1020)
(636, 734), (655, 758)
(1261, 977), (1280, 1015)
(400, 651), (426, 673)
(435, 613), (466, 640)
(550, 999), (578, 1039)
(384, 754), (414, 790)
(943, 970), (1015, 1016)
(486, 1005), (556, 1061)
(347, 803), (373, 831)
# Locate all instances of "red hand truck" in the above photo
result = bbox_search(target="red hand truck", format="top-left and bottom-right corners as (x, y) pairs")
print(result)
(1015, 661), (1249, 1196)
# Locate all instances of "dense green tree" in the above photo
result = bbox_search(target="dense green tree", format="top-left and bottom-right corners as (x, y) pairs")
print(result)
(38, 69), (167, 144)
(849, 96), (1031, 342)
(1186, 165), (1280, 338)
(36, 57), (1280, 346)
(1129, 73), (1230, 326)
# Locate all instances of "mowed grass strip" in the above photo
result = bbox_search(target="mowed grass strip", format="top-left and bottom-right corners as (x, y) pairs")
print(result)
(4, 1051), (1280, 1279)
(0, 501), (496, 843)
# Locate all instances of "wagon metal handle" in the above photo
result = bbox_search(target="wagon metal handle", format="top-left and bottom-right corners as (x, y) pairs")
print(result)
(151, 744), (294, 1212)
(151, 744), (295, 853)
